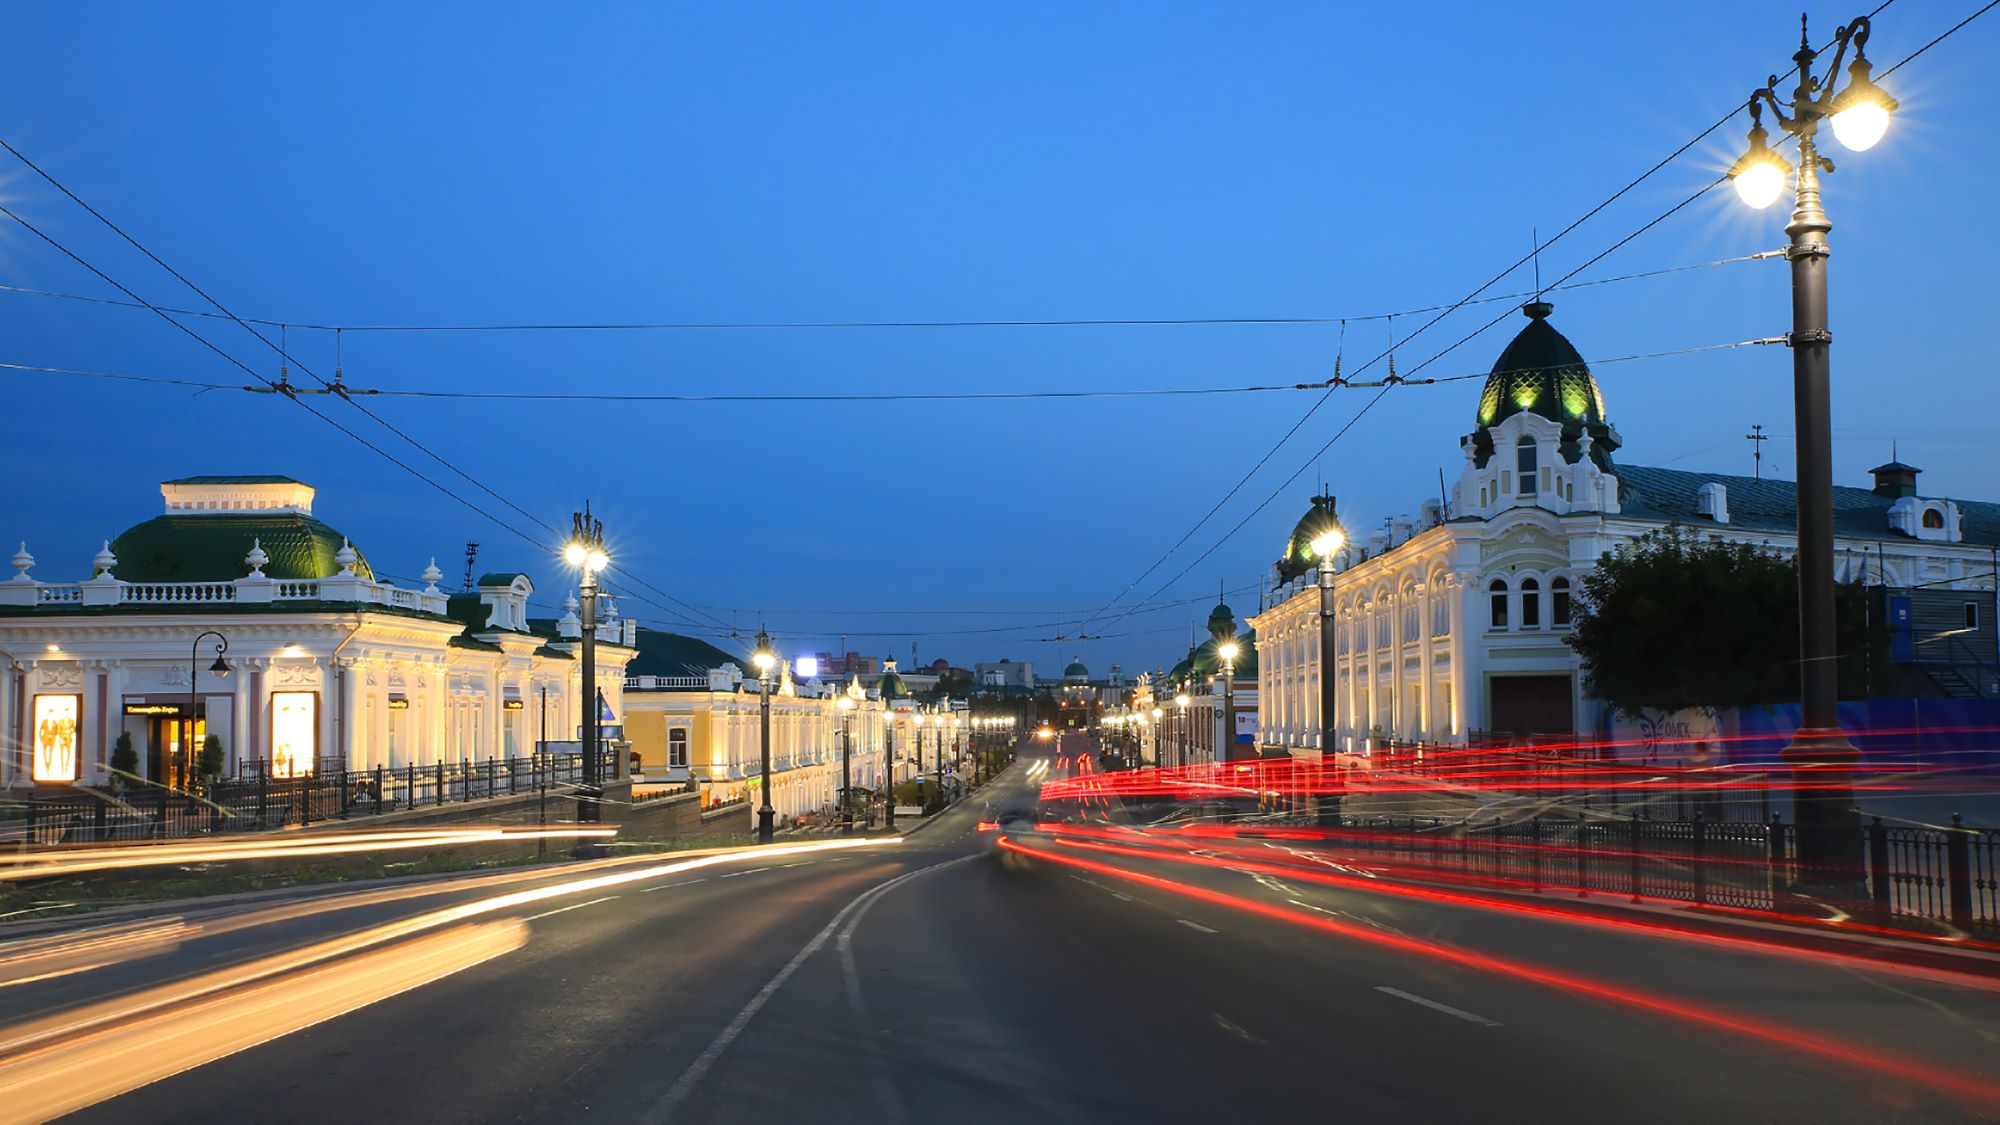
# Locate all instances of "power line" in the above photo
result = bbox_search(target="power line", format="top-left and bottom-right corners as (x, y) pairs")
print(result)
(0, 254), (1767, 335)
(0, 338), (1783, 404)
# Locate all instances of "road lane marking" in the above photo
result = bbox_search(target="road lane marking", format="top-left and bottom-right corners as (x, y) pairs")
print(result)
(718, 867), (771, 879)
(646, 854), (976, 1123)
(1176, 919), (1218, 934)
(523, 896), (618, 922)
(638, 879), (707, 894)
(776, 861), (814, 869)
(1374, 986), (1502, 1027)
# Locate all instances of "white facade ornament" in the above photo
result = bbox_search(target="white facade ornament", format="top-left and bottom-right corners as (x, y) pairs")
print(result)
(92, 540), (118, 577)
(421, 557), (444, 592)
(244, 538), (269, 575)
(10, 542), (33, 582)
(559, 593), (581, 638)
(335, 538), (359, 575)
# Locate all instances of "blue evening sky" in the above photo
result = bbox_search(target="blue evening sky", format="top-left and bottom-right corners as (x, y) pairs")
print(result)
(1, 2), (1994, 676)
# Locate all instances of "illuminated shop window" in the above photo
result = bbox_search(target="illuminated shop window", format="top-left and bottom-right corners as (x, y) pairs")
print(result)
(33, 693), (82, 782)
(271, 692), (318, 777)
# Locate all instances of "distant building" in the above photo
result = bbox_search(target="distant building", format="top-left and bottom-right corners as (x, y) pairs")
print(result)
(976, 658), (1034, 690)
(814, 652), (880, 678)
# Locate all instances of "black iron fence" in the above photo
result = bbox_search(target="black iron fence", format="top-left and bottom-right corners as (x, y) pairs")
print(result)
(22, 752), (590, 846)
(1328, 812), (1999, 937)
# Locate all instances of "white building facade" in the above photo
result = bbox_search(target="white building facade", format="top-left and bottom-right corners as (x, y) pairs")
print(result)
(1251, 301), (2000, 767)
(1, 476), (631, 790)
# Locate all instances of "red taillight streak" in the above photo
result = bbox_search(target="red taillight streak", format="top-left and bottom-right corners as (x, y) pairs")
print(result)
(1002, 836), (2000, 1107)
(1043, 831), (2000, 990)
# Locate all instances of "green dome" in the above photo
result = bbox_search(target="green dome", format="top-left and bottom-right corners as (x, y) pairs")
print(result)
(876, 657), (908, 702)
(1470, 302), (1620, 468)
(1275, 492), (1345, 584)
(1063, 661), (1090, 681)
(108, 513), (372, 583)
(1207, 600), (1237, 644)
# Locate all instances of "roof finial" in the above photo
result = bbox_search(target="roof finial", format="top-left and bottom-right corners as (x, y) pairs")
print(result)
(1532, 226), (1542, 299)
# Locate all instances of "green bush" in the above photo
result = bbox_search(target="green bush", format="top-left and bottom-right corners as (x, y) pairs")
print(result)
(197, 733), (225, 782)
(893, 779), (935, 806)
(109, 730), (138, 780)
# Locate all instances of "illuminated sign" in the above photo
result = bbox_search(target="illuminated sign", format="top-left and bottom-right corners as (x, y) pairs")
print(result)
(794, 656), (819, 679)
(124, 703), (188, 716)
(33, 694), (82, 783)
(386, 697), (410, 711)
(271, 692), (317, 778)
(503, 699), (524, 711)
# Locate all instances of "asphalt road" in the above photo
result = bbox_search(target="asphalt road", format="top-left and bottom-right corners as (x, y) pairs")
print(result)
(5, 733), (1999, 1123)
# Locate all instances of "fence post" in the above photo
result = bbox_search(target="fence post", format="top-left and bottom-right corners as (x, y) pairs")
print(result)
(1691, 814), (1708, 907)
(373, 765), (385, 816)
(258, 770), (269, 827)
(1530, 816), (1543, 892)
(93, 798), (107, 843)
(300, 775), (312, 828)
(436, 761), (446, 806)
(1868, 816), (1892, 923)
(26, 799), (38, 844)
(1576, 820), (1588, 898)
(1768, 813), (1786, 907)
(155, 785), (168, 837)
(1629, 816), (1643, 903)
(1947, 813), (1975, 932)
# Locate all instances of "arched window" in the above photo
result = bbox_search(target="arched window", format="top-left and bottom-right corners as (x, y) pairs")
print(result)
(1430, 585), (1450, 636)
(1922, 508), (1945, 529)
(1489, 578), (1509, 630)
(1516, 436), (1538, 497)
(1520, 577), (1541, 628)
(1552, 576), (1573, 628)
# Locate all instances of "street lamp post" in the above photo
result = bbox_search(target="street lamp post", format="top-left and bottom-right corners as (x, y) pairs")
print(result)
(837, 694), (855, 834)
(1174, 691), (1190, 770)
(1218, 641), (1240, 765)
(752, 630), (777, 843)
(562, 505), (609, 824)
(1311, 524), (1347, 827)
(188, 630), (230, 789)
(1726, 13), (1898, 877)
(883, 712), (897, 830)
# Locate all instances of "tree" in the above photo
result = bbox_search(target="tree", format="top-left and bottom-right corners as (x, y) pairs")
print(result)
(109, 731), (138, 786)
(197, 733), (226, 785)
(1567, 525), (1869, 718)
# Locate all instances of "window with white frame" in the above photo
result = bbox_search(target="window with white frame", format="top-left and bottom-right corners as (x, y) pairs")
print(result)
(1489, 578), (1509, 630)
(1520, 577), (1541, 629)
(669, 727), (689, 768)
(1553, 576), (1573, 628)
(1516, 436), (1538, 497)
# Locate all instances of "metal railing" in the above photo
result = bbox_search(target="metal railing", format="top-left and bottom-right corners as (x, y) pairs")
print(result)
(1319, 812), (1998, 937)
(21, 752), (590, 845)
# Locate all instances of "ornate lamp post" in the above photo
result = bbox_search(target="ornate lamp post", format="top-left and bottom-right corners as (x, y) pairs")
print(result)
(1726, 13), (1898, 876)
(882, 711), (897, 830)
(836, 693), (856, 834)
(1310, 522), (1348, 826)
(562, 505), (609, 823)
(1174, 691), (1190, 770)
(1150, 707), (1164, 768)
(752, 629), (778, 843)
(188, 630), (230, 788)
(1217, 641), (1240, 765)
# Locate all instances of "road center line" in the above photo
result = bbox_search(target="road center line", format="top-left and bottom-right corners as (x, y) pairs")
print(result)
(523, 896), (618, 922)
(717, 868), (771, 879)
(1375, 986), (1502, 1027)
(638, 879), (707, 894)
(644, 854), (975, 1124)
(1176, 919), (1218, 934)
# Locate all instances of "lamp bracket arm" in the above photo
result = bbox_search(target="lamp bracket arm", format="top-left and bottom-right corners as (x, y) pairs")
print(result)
(1752, 87), (1797, 133)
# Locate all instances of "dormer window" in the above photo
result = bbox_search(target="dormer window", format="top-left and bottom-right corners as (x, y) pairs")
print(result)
(1922, 508), (1945, 530)
(1515, 437), (1538, 497)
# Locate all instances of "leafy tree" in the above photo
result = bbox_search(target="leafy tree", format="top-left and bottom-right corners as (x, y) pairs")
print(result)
(197, 733), (226, 783)
(1567, 525), (1869, 718)
(109, 731), (138, 784)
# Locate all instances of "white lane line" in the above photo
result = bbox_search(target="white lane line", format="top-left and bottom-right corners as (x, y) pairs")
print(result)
(1175, 919), (1219, 934)
(1374, 986), (1502, 1027)
(639, 878), (708, 894)
(1109, 891), (1134, 902)
(524, 896), (619, 922)
(776, 861), (814, 869)
(718, 867), (771, 879)
(645, 854), (976, 1123)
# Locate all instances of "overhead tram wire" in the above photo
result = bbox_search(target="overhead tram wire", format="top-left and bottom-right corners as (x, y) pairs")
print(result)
(0, 253), (1765, 335)
(0, 136), (737, 635)
(0, 339), (1784, 404)
(1088, 0), (1974, 634)
(1073, 7), (1903, 637)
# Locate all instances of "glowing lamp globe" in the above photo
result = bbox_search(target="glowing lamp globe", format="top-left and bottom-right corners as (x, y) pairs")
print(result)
(1830, 100), (1890, 152)
(1732, 161), (1787, 209)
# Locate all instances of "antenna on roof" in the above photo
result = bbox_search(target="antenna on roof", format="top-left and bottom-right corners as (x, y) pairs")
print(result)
(462, 542), (479, 591)
(1745, 424), (1768, 480)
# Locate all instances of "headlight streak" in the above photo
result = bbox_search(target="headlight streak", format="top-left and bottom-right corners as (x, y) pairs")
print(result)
(0, 835), (905, 1116)
(0, 826), (621, 882)
(999, 835), (2000, 1110)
